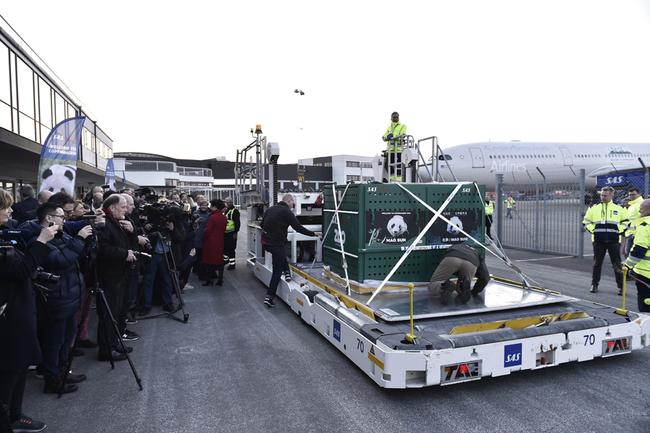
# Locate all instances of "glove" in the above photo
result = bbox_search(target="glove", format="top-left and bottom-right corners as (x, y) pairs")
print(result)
(386, 133), (394, 140)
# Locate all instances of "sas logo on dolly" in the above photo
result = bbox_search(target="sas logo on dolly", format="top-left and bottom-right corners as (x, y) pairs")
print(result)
(333, 319), (341, 342)
(504, 343), (522, 367)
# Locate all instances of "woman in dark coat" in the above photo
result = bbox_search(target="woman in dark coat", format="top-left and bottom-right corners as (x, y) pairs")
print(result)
(0, 189), (55, 431)
(201, 199), (227, 286)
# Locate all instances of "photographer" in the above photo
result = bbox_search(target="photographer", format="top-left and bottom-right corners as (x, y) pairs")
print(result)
(119, 193), (148, 341)
(0, 189), (56, 432)
(33, 203), (91, 394)
(138, 202), (185, 316)
(96, 195), (137, 362)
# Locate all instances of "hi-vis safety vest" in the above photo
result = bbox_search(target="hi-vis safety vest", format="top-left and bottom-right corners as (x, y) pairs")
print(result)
(625, 216), (650, 279)
(225, 208), (236, 233)
(383, 122), (407, 152)
(583, 201), (628, 243)
(485, 201), (494, 216)
(625, 196), (643, 237)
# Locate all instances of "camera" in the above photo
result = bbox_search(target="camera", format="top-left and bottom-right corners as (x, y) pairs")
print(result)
(139, 202), (183, 231)
(134, 186), (159, 204)
(190, 213), (201, 231)
(34, 267), (60, 285)
(0, 243), (15, 263)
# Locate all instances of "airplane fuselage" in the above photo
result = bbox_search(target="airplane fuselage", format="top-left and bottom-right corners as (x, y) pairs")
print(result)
(420, 141), (650, 191)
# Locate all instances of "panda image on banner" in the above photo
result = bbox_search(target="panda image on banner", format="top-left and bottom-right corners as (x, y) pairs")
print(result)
(447, 216), (463, 235)
(387, 215), (408, 238)
(40, 164), (76, 194)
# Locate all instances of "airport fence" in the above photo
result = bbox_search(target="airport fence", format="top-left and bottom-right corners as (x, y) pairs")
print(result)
(495, 172), (587, 257)
(495, 169), (650, 257)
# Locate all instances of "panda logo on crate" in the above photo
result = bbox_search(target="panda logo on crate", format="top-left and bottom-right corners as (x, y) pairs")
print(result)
(41, 164), (76, 194)
(446, 216), (463, 236)
(384, 215), (408, 243)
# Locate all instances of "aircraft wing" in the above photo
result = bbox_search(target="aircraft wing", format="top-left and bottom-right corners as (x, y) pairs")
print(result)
(586, 164), (647, 178)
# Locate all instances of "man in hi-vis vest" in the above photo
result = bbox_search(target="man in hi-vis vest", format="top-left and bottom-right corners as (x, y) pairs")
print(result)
(223, 197), (240, 270)
(382, 111), (407, 182)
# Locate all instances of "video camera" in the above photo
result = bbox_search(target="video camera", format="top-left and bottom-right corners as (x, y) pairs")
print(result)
(138, 202), (184, 231)
(134, 186), (159, 204)
(0, 243), (14, 263)
(0, 228), (33, 262)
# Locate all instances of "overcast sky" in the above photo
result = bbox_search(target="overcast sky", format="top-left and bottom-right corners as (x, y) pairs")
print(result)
(2, 1), (650, 164)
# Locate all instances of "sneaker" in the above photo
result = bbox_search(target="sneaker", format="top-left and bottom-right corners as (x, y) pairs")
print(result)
(284, 272), (292, 282)
(183, 283), (195, 290)
(126, 316), (138, 325)
(138, 306), (151, 316)
(228, 264), (236, 270)
(11, 415), (46, 432)
(440, 280), (457, 305)
(122, 330), (140, 341)
(264, 297), (275, 307)
(456, 279), (471, 304)
(590, 284), (598, 293)
(162, 303), (175, 312)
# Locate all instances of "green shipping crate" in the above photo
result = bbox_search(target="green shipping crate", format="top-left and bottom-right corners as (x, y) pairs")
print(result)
(322, 183), (486, 284)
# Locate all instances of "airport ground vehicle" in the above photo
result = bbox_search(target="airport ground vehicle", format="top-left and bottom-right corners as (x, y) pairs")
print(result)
(238, 128), (650, 388)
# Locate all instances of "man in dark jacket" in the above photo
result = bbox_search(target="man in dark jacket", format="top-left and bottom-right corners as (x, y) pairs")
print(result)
(10, 185), (38, 224)
(261, 194), (322, 307)
(96, 195), (137, 361)
(16, 190), (53, 226)
(0, 189), (56, 433)
(427, 243), (490, 305)
(34, 203), (92, 394)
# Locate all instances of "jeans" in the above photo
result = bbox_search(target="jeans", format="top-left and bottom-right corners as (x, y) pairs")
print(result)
(265, 245), (290, 300)
(142, 253), (173, 307)
(38, 314), (76, 377)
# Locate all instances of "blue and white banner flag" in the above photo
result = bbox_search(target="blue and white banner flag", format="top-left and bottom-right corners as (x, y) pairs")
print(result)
(37, 116), (86, 194)
(105, 158), (116, 191)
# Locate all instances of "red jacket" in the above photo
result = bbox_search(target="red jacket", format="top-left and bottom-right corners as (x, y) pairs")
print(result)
(202, 209), (227, 265)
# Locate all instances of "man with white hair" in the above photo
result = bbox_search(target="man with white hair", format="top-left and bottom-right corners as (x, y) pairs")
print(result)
(260, 194), (322, 307)
(96, 195), (137, 361)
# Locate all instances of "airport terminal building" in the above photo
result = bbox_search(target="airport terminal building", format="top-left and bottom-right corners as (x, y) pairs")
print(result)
(0, 17), (127, 200)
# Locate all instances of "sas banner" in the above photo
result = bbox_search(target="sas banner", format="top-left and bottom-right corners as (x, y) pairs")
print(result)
(105, 158), (116, 191)
(37, 116), (86, 194)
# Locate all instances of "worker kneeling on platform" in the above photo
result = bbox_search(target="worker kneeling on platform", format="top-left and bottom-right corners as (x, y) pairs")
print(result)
(427, 244), (490, 304)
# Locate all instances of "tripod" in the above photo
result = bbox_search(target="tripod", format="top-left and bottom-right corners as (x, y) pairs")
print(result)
(137, 231), (189, 323)
(61, 221), (143, 396)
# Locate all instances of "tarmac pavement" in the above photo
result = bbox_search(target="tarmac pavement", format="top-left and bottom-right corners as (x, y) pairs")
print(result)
(19, 227), (650, 433)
